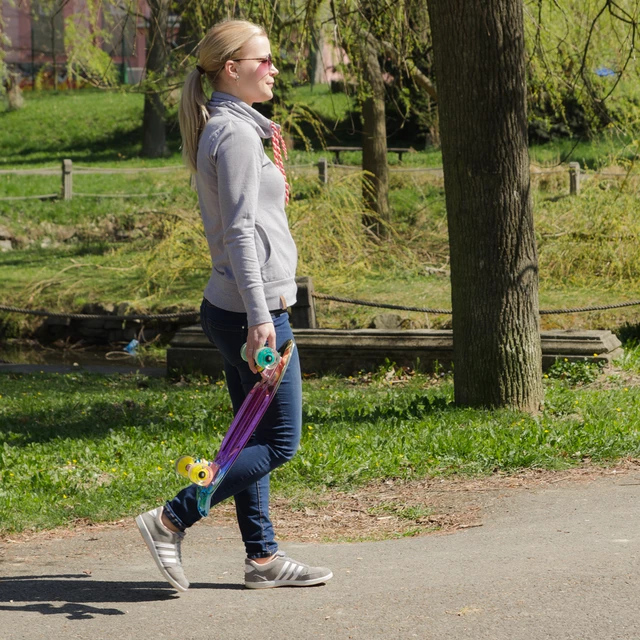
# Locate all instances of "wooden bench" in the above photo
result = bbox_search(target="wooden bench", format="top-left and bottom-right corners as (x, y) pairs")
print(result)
(168, 326), (624, 378)
(326, 146), (412, 164)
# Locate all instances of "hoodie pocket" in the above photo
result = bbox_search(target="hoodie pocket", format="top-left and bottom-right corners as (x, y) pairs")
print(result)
(254, 222), (272, 268)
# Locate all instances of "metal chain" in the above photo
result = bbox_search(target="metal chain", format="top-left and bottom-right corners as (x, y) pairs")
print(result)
(312, 293), (640, 315)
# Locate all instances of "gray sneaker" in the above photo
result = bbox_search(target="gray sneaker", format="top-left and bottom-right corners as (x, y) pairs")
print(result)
(245, 550), (333, 589)
(135, 507), (189, 592)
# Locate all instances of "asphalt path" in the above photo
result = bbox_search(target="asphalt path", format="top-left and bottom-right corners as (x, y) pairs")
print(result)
(1, 473), (638, 639)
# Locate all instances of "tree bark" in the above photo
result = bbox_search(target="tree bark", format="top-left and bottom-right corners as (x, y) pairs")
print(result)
(427, 0), (542, 410)
(142, 0), (170, 158)
(7, 74), (25, 110)
(51, 20), (58, 91)
(175, 0), (200, 57)
(361, 39), (390, 238)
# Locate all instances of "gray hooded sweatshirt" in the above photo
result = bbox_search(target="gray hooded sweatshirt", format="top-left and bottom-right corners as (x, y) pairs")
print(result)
(195, 91), (298, 327)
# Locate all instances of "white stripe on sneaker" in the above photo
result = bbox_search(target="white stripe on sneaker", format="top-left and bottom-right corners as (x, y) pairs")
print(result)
(275, 561), (291, 581)
(158, 555), (176, 562)
(281, 565), (294, 581)
(283, 563), (300, 581)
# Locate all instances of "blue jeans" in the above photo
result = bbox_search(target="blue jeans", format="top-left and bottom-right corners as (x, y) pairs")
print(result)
(164, 298), (302, 558)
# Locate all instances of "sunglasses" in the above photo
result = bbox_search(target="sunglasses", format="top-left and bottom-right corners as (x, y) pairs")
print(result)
(233, 53), (274, 67)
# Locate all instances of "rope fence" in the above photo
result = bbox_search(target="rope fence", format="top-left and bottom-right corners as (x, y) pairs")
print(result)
(0, 168), (60, 176)
(0, 159), (344, 201)
(330, 163), (364, 171)
(312, 292), (451, 315)
(72, 192), (173, 199)
(2, 294), (639, 323)
(0, 304), (198, 321)
(0, 193), (57, 202)
(0, 160), (189, 202)
(74, 165), (184, 174)
(389, 167), (444, 173)
(312, 292), (640, 316)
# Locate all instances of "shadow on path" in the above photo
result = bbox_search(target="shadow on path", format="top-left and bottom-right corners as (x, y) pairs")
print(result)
(0, 602), (125, 620)
(0, 574), (242, 619)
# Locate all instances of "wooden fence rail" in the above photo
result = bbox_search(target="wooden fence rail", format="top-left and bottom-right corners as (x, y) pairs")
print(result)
(0, 157), (632, 201)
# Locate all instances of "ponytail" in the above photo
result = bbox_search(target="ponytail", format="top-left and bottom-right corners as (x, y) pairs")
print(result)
(179, 69), (210, 174)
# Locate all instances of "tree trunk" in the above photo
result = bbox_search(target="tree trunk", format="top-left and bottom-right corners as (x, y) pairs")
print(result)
(51, 19), (58, 91)
(427, 0), (542, 411)
(142, 0), (170, 158)
(309, 27), (325, 88)
(7, 74), (25, 111)
(361, 39), (390, 238)
(175, 1), (200, 57)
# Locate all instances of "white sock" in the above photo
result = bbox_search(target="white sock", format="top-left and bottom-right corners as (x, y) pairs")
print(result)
(252, 553), (277, 567)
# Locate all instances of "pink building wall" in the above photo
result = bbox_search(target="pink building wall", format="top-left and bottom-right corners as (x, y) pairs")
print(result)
(3, 5), (345, 88)
(318, 40), (348, 85)
(2, 0), (149, 82)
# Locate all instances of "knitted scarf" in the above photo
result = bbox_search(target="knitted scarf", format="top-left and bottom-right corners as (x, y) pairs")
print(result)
(270, 121), (290, 206)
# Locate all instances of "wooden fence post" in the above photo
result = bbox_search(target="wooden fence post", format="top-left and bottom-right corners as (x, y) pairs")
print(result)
(62, 159), (73, 200)
(317, 157), (328, 185)
(290, 276), (317, 328)
(569, 161), (581, 196)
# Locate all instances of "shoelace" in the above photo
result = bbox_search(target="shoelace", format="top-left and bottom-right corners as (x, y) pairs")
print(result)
(270, 121), (290, 205)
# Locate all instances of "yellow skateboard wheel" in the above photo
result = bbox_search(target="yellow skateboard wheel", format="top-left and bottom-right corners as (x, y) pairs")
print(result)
(188, 462), (214, 486)
(175, 455), (195, 478)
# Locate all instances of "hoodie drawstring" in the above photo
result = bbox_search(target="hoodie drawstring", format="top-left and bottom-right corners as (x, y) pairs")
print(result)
(270, 122), (290, 205)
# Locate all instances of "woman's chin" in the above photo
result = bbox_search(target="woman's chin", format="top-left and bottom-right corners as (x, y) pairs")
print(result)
(249, 86), (274, 104)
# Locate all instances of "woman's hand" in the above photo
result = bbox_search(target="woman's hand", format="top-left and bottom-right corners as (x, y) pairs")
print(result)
(245, 322), (276, 374)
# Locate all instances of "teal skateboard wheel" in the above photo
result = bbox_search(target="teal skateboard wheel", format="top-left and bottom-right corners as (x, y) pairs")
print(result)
(240, 343), (281, 371)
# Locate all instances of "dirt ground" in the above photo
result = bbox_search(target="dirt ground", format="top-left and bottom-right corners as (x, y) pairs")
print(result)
(3, 460), (638, 549)
(263, 460), (640, 542)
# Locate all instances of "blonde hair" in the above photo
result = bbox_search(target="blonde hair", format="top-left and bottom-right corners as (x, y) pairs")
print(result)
(179, 19), (267, 173)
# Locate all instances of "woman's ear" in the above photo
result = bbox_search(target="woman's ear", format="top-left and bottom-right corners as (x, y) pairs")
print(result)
(224, 60), (238, 79)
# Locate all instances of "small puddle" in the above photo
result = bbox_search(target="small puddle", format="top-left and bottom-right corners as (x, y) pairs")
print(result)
(0, 340), (166, 376)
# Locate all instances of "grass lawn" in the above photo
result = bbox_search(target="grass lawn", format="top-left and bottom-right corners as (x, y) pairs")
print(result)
(0, 90), (178, 166)
(1, 89), (640, 539)
(1, 350), (639, 536)
(1, 90), (639, 335)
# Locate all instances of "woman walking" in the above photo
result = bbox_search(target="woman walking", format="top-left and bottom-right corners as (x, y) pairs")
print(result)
(135, 19), (332, 592)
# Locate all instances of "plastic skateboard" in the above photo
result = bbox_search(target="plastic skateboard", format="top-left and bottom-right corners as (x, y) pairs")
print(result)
(175, 339), (295, 517)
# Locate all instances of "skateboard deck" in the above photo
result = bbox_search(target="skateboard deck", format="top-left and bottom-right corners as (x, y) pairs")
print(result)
(175, 339), (296, 517)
